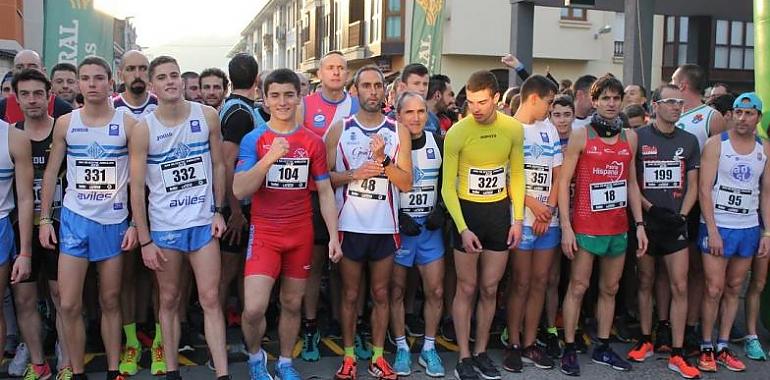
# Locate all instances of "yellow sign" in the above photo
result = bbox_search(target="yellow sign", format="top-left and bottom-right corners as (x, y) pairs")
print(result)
(416, 0), (444, 26)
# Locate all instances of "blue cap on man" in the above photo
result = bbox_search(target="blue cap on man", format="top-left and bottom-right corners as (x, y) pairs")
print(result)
(733, 92), (763, 112)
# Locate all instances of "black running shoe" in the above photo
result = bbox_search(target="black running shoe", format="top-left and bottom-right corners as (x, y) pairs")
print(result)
(472, 352), (501, 380)
(454, 358), (480, 380)
(502, 345), (522, 373)
(523, 344), (554, 369)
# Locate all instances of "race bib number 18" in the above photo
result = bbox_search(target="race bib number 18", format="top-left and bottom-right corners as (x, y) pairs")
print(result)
(590, 180), (627, 211)
(468, 167), (506, 196)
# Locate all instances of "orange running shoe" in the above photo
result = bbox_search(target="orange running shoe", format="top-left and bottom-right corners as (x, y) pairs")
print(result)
(368, 356), (397, 380)
(716, 348), (746, 372)
(627, 341), (654, 362)
(335, 357), (357, 380)
(668, 355), (701, 379)
(697, 348), (717, 372)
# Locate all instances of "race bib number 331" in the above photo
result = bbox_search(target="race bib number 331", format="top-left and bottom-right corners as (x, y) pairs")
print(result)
(75, 160), (117, 190)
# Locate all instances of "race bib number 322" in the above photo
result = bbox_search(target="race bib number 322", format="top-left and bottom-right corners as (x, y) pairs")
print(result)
(468, 167), (506, 196)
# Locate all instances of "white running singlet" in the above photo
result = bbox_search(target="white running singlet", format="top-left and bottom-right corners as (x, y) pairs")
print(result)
(63, 110), (129, 224)
(145, 102), (214, 231)
(335, 116), (401, 234)
(0, 121), (15, 219)
(676, 104), (717, 152)
(709, 133), (766, 228)
(523, 121), (563, 227)
(400, 132), (441, 218)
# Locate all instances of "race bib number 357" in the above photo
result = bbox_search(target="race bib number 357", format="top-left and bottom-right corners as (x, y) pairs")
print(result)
(590, 180), (627, 211)
(468, 167), (506, 196)
(75, 160), (117, 190)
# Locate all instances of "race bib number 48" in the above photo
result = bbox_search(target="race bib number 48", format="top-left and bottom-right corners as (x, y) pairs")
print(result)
(161, 156), (208, 192)
(468, 167), (506, 196)
(349, 176), (389, 200)
(590, 180), (627, 211)
(715, 185), (756, 214)
(643, 161), (682, 189)
(267, 158), (310, 189)
(75, 160), (117, 190)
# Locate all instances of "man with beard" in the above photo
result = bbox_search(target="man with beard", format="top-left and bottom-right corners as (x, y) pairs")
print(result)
(113, 50), (158, 117)
(182, 71), (202, 103)
(50, 63), (79, 106)
(200, 68), (229, 110)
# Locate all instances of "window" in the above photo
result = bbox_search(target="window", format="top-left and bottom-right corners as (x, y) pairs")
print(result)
(370, 0), (381, 43)
(663, 16), (689, 67)
(561, 7), (587, 21)
(384, 0), (402, 40)
(714, 20), (754, 70)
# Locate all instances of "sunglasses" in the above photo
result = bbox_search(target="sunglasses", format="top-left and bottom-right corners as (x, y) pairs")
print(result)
(656, 98), (685, 106)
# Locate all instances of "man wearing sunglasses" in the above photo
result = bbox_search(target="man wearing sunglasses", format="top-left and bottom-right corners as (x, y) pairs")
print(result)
(627, 84), (701, 379)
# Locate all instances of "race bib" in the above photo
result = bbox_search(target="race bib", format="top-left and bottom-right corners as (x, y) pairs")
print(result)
(75, 159), (116, 190)
(33, 178), (63, 212)
(525, 163), (551, 193)
(715, 185), (756, 214)
(400, 185), (436, 216)
(267, 158), (310, 189)
(348, 176), (389, 200)
(160, 156), (208, 192)
(643, 161), (682, 189)
(590, 180), (627, 211)
(468, 167), (506, 196)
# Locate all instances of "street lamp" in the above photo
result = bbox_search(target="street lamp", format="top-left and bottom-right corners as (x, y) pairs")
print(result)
(594, 24), (612, 39)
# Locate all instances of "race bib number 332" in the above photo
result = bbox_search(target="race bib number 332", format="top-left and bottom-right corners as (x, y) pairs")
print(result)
(161, 156), (208, 192)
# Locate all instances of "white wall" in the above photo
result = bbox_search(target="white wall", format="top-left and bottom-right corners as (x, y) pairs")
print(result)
(23, 0), (44, 54)
(442, 0), (510, 56)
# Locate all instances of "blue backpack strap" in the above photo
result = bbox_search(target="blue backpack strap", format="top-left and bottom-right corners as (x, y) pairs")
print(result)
(721, 131), (729, 141)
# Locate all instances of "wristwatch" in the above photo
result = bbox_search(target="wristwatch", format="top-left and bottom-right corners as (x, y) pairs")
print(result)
(214, 206), (225, 214)
(380, 155), (392, 167)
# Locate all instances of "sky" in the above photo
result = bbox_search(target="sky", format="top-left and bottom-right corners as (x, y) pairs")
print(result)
(94, 0), (266, 73)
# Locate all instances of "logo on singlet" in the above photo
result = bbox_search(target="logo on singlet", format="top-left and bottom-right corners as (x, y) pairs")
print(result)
(87, 142), (106, 158)
(593, 161), (624, 180)
(731, 163), (752, 182)
(531, 143), (545, 159)
(413, 167), (425, 183)
(692, 114), (704, 124)
(313, 112), (326, 128)
(72, 128), (88, 133)
(157, 132), (173, 141)
(540, 132), (549, 143)
(169, 195), (206, 208)
(641, 145), (657, 155)
(170, 143), (191, 160)
(190, 120), (201, 133)
(426, 148), (436, 159)
(109, 124), (120, 136)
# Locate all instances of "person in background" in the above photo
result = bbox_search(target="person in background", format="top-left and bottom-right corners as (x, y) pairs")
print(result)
(623, 104), (648, 129)
(181, 71), (202, 103)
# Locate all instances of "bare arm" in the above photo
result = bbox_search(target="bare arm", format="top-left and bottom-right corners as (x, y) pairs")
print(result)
(699, 136), (720, 233)
(9, 127), (33, 256)
(680, 168), (699, 215)
(317, 179), (339, 240)
(39, 115), (69, 220)
(128, 120), (151, 243)
(204, 107), (226, 208)
(222, 142), (242, 210)
(382, 124), (413, 192)
(558, 128), (586, 230)
(708, 110), (727, 136)
(626, 130), (643, 224)
(761, 143), (770, 232)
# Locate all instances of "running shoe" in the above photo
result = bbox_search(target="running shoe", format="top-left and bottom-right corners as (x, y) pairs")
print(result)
(248, 350), (273, 380)
(393, 347), (412, 376)
(334, 357), (356, 380)
(9, 343), (30, 376)
(440, 317), (456, 342)
(668, 354), (702, 379)
(274, 361), (302, 380)
(118, 345), (141, 376)
(541, 332), (561, 359)
(716, 347), (745, 372)
(654, 322), (672, 353)
(522, 344), (554, 369)
(22, 363), (52, 380)
(574, 329), (589, 353)
(151, 343), (167, 375)
(560, 349), (580, 376)
(627, 340), (654, 362)
(471, 352), (501, 380)
(55, 367), (72, 380)
(354, 334), (371, 360)
(684, 328), (700, 358)
(453, 358), (479, 380)
(368, 356), (397, 380)
(300, 330), (321, 361)
(502, 345), (522, 373)
(744, 337), (767, 361)
(591, 345), (632, 371)
(697, 348), (717, 372)
(499, 328), (509, 347)
(418, 349), (444, 377)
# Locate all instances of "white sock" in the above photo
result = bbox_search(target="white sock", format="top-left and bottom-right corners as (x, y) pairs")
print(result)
(248, 349), (263, 363)
(395, 335), (409, 351)
(423, 336), (436, 351)
(278, 356), (292, 365)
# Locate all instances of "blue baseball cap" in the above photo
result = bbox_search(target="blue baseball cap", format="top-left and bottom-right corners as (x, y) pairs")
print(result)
(733, 92), (763, 111)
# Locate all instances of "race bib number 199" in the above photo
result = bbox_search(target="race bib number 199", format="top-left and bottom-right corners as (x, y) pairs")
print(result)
(468, 167), (506, 196)
(590, 180), (627, 211)
(643, 161), (682, 189)
(75, 159), (117, 190)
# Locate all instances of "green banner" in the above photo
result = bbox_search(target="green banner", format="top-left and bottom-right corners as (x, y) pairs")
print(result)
(409, 0), (445, 73)
(43, 0), (115, 71)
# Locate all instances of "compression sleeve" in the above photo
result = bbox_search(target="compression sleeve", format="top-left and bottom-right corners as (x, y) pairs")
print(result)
(508, 122), (526, 221)
(441, 129), (467, 232)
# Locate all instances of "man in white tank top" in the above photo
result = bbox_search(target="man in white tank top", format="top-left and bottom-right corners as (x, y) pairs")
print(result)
(670, 63), (728, 354)
(128, 56), (230, 380)
(39, 56), (139, 380)
(696, 92), (770, 373)
(0, 93), (34, 377)
(325, 65), (412, 380)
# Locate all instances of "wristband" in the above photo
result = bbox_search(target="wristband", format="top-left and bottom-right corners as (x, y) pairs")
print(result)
(636, 221), (646, 227)
(214, 206), (225, 214)
(763, 230), (770, 238)
(380, 155), (392, 167)
(39, 218), (54, 225)
(140, 240), (153, 248)
(18, 252), (31, 258)
(129, 220), (137, 228)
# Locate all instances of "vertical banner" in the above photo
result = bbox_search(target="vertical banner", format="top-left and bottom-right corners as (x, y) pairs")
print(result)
(410, 0), (445, 73)
(43, 0), (115, 70)
(755, 0), (770, 139)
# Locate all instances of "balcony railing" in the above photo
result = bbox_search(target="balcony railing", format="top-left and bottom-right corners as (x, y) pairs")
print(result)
(614, 41), (624, 58)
